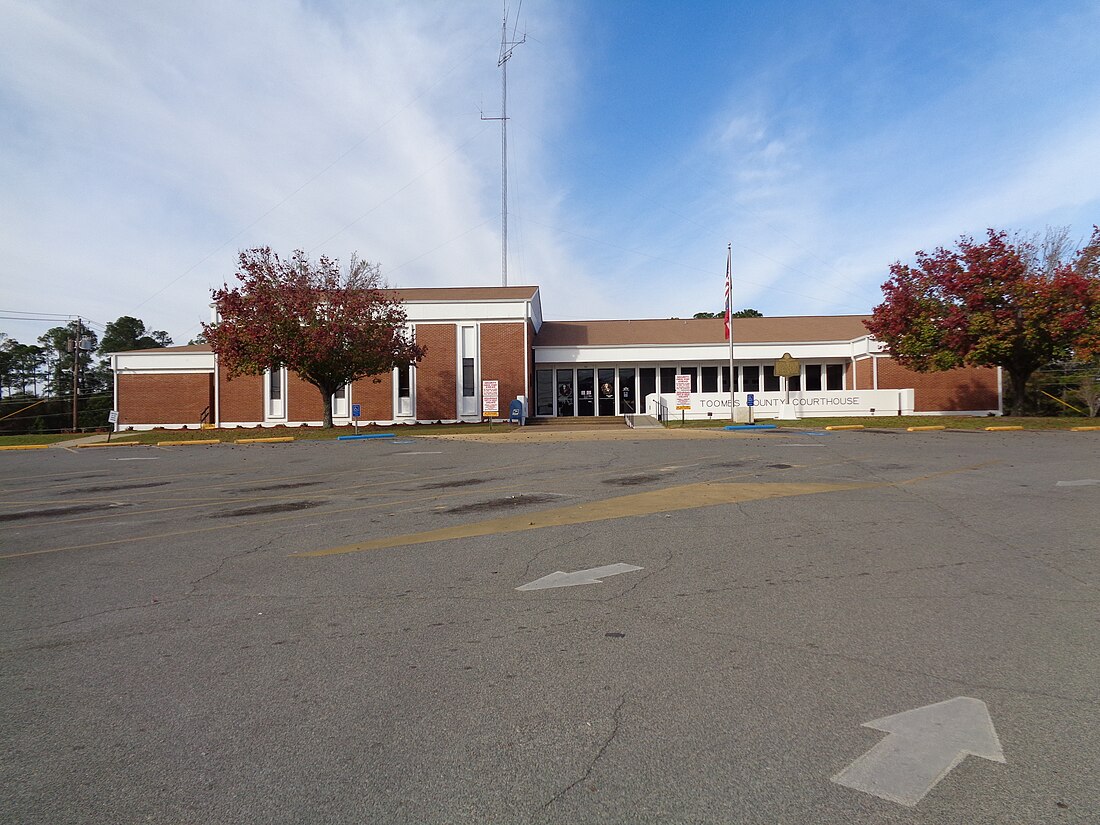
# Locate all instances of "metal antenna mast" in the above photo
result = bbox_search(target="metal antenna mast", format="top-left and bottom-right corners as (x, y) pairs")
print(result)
(481, 3), (525, 286)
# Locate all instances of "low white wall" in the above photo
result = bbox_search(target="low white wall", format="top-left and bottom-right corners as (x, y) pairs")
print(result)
(646, 390), (909, 420)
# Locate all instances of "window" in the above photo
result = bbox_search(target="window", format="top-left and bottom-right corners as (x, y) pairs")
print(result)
(701, 366), (718, 393)
(722, 366), (737, 392)
(805, 364), (822, 391)
(763, 365), (780, 392)
(788, 375), (801, 391)
(743, 365), (760, 392)
(826, 363), (844, 390)
(266, 367), (286, 418)
(660, 367), (676, 393)
(399, 367), (411, 399)
(462, 358), (475, 397)
(536, 370), (554, 416)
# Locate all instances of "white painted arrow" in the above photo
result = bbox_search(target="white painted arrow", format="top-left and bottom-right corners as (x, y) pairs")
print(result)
(831, 697), (1005, 807)
(516, 563), (643, 591)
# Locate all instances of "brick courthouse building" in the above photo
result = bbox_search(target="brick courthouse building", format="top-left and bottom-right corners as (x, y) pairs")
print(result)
(109, 285), (1001, 429)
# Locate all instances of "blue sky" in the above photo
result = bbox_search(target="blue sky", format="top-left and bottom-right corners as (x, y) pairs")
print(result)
(2, 0), (1098, 346)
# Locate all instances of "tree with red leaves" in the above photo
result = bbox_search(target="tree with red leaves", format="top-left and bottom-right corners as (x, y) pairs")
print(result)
(865, 227), (1100, 416)
(204, 248), (425, 427)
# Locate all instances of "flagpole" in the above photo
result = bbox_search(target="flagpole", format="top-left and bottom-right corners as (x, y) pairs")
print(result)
(726, 243), (734, 423)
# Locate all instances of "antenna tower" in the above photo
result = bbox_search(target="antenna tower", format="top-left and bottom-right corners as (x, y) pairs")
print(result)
(481, 3), (525, 287)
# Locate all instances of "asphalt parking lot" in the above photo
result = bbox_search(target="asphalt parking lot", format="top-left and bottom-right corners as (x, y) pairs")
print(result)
(2, 428), (1098, 824)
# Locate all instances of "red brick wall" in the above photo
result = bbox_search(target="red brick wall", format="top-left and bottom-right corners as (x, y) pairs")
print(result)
(350, 371), (393, 422)
(413, 323), (457, 420)
(480, 322), (526, 414)
(876, 358), (999, 411)
(218, 372), (264, 423)
(855, 358), (873, 391)
(118, 373), (213, 426)
(286, 371), (325, 421)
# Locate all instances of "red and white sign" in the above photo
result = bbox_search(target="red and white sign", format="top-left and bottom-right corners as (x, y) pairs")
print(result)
(482, 380), (499, 417)
(675, 374), (692, 410)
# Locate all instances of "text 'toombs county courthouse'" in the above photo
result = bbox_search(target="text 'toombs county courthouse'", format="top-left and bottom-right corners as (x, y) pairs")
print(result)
(108, 286), (1001, 429)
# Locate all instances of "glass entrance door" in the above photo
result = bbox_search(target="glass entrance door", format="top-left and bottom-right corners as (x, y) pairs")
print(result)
(577, 369), (595, 416)
(598, 368), (615, 416)
(556, 369), (574, 417)
(618, 368), (636, 414)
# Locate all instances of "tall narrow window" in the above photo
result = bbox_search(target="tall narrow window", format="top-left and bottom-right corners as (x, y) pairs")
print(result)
(462, 358), (475, 397)
(805, 364), (822, 391)
(399, 366), (411, 399)
(267, 367), (285, 418)
(826, 363), (844, 390)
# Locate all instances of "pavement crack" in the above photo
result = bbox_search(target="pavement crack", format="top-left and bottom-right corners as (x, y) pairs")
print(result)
(609, 547), (674, 601)
(542, 692), (627, 811)
(9, 598), (181, 633)
(188, 537), (278, 594)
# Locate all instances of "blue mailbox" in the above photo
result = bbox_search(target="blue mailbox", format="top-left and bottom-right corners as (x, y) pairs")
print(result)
(508, 399), (526, 426)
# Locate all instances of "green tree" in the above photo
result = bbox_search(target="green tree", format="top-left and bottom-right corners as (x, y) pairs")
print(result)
(693, 308), (763, 318)
(866, 227), (1100, 416)
(37, 323), (107, 399)
(204, 248), (426, 428)
(99, 316), (173, 353)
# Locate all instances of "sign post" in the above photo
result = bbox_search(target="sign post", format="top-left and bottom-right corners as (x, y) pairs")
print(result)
(746, 392), (755, 425)
(107, 409), (119, 442)
(482, 380), (499, 430)
(773, 352), (801, 404)
(675, 374), (692, 427)
(351, 403), (361, 435)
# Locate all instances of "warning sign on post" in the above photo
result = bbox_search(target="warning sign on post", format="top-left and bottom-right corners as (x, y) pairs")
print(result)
(675, 374), (692, 410)
(482, 380), (499, 417)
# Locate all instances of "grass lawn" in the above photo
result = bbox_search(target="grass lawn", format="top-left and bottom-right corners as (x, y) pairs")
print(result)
(663, 415), (1099, 431)
(109, 421), (522, 444)
(0, 433), (91, 446)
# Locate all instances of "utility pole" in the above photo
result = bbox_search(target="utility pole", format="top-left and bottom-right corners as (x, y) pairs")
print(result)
(71, 317), (82, 431)
(481, 3), (525, 287)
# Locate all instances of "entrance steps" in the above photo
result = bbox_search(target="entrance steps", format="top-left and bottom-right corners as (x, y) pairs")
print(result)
(530, 416), (628, 430)
(625, 414), (662, 429)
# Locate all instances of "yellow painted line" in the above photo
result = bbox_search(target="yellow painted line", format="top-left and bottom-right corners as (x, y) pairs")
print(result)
(235, 436), (296, 444)
(825, 425), (865, 431)
(74, 442), (138, 448)
(906, 425), (946, 432)
(1071, 426), (1100, 432)
(156, 438), (222, 447)
(294, 480), (874, 558)
(0, 444), (50, 451)
(985, 426), (1024, 431)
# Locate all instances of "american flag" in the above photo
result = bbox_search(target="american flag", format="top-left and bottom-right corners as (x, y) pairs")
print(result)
(724, 245), (732, 340)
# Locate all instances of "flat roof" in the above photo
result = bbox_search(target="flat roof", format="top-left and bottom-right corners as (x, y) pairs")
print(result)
(111, 344), (213, 355)
(386, 286), (539, 302)
(533, 316), (872, 347)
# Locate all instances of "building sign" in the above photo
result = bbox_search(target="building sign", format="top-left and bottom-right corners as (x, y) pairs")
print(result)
(674, 374), (692, 410)
(653, 389), (916, 420)
(482, 380), (499, 417)
(773, 352), (801, 378)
